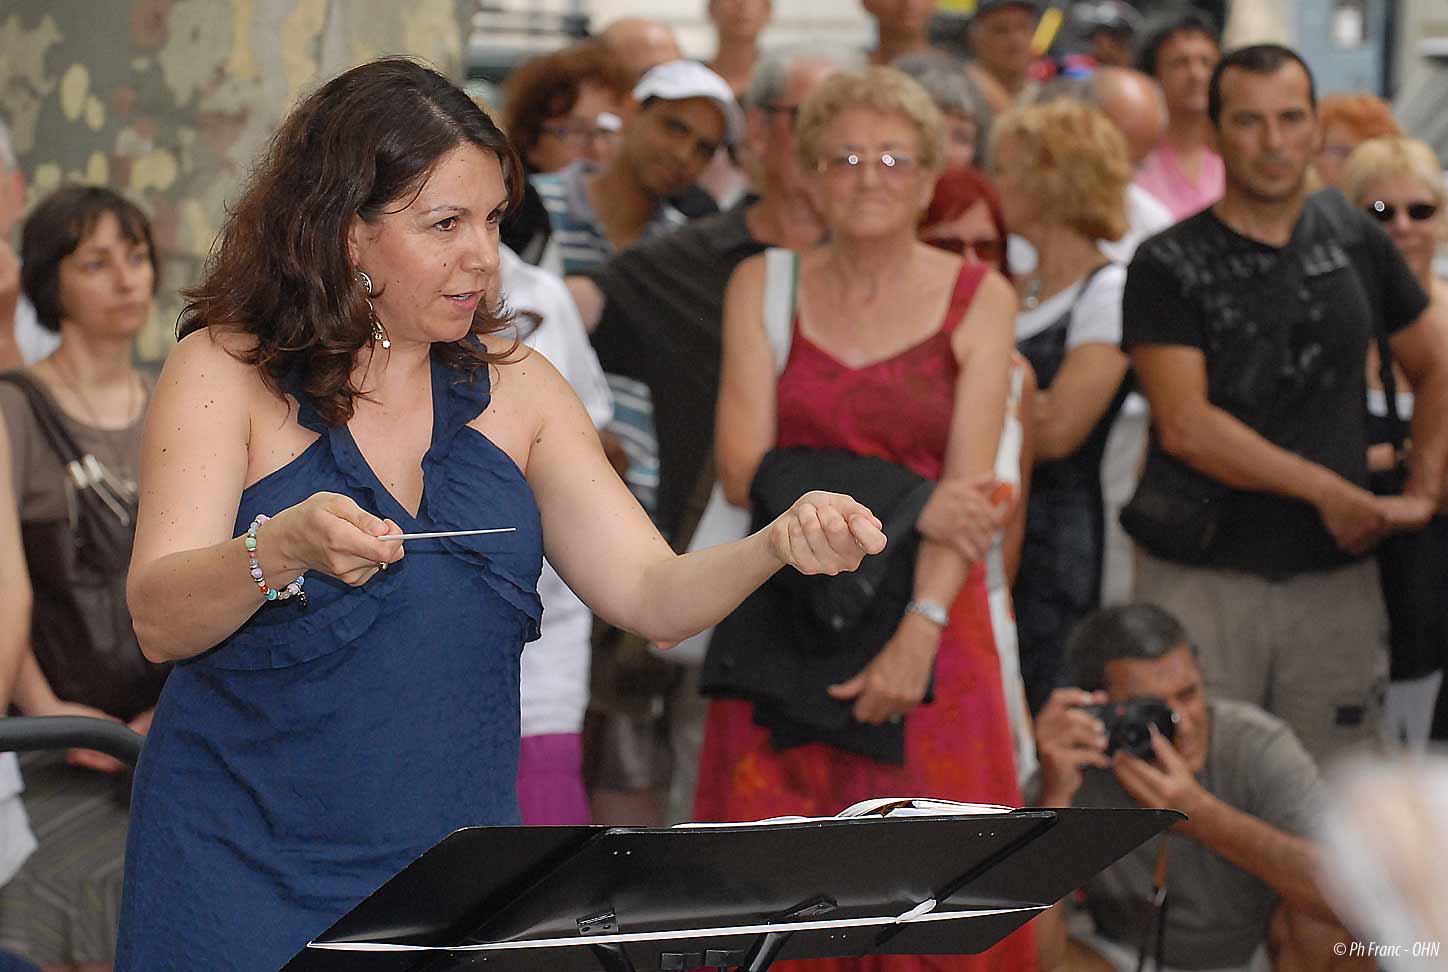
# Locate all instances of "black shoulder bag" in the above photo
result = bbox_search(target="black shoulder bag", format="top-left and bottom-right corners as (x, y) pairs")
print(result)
(0, 371), (168, 720)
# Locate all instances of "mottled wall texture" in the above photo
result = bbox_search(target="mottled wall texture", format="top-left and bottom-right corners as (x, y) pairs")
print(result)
(3, 0), (475, 360)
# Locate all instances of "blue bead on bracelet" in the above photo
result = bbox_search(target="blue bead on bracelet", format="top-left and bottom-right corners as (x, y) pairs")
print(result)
(246, 514), (306, 607)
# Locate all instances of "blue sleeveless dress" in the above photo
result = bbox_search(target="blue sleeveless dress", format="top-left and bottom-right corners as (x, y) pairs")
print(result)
(115, 348), (543, 972)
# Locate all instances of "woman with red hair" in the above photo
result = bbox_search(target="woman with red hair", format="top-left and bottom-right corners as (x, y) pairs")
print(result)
(920, 166), (1011, 275)
(1315, 92), (1401, 189)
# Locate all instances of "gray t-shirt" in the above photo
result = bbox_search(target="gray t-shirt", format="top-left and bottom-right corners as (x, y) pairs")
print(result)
(1044, 699), (1323, 969)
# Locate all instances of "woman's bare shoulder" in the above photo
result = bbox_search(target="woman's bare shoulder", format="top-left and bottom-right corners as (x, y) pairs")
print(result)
(164, 327), (264, 386)
(156, 328), (289, 430)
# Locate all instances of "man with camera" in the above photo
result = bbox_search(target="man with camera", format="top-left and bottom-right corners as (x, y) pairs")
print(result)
(1034, 604), (1366, 972)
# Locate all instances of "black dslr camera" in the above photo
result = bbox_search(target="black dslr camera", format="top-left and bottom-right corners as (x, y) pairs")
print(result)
(1081, 696), (1178, 760)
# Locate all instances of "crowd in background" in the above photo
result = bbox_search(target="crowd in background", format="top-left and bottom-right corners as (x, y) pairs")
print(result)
(1, 0), (1448, 970)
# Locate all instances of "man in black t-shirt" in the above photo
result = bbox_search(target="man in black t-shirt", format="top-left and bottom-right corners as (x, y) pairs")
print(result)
(1121, 45), (1448, 765)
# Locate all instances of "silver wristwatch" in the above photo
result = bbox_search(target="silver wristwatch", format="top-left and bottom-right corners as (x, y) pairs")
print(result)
(904, 598), (949, 627)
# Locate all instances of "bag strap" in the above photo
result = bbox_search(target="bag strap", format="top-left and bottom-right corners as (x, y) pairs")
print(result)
(761, 247), (798, 373)
(1308, 192), (1407, 446)
(0, 371), (135, 524)
(0, 371), (88, 466)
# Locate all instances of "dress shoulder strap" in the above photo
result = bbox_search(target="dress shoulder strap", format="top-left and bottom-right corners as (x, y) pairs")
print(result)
(940, 261), (991, 335)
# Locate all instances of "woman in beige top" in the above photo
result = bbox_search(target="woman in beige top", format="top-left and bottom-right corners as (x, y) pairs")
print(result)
(0, 185), (162, 968)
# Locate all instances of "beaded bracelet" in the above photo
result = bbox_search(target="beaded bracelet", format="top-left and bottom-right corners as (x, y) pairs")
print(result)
(245, 514), (306, 606)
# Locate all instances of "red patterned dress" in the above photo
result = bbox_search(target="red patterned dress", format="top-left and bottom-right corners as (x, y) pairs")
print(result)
(693, 261), (1036, 972)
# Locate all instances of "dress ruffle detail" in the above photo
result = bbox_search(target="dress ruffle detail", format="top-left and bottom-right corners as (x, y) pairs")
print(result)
(202, 345), (543, 669)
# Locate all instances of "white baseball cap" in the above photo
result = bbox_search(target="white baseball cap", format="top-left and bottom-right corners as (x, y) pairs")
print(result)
(632, 60), (744, 147)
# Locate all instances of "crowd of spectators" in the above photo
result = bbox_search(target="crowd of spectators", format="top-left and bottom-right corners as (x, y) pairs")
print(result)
(2, 2), (1447, 970)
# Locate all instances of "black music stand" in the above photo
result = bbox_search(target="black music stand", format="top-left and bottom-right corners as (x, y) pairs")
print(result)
(281, 807), (1180, 972)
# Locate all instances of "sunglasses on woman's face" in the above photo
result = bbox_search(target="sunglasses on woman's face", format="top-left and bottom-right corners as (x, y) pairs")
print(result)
(1365, 200), (1440, 223)
(925, 236), (1003, 262)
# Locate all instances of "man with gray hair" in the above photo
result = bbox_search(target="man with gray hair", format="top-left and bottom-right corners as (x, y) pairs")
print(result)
(568, 45), (858, 826)
(0, 120), (57, 370)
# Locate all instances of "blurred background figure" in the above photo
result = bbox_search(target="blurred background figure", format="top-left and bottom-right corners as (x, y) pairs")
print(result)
(1025, 67), (1171, 611)
(992, 99), (1132, 714)
(968, 0), (1040, 106)
(0, 185), (165, 970)
(599, 17), (684, 84)
(701, 0), (773, 212)
(497, 244), (614, 827)
(1342, 135), (1448, 749)
(1319, 756), (1448, 961)
(1072, 0), (1142, 69)
(501, 41), (634, 265)
(893, 50), (993, 170)
(0, 122), (56, 371)
(1315, 92), (1402, 190)
(708, 0), (772, 98)
(862, 0), (937, 67)
(1135, 10), (1223, 219)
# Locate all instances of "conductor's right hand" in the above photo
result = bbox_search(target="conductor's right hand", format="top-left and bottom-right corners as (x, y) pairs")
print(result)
(269, 492), (404, 586)
(1035, 688), (1110, 808)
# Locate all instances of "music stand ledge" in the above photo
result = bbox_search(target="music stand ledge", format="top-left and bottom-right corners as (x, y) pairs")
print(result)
(281, 807), (1180, 972)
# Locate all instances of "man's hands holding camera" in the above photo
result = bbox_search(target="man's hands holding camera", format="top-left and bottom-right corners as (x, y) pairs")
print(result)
(1035, 688), (1112, 807)
(1036, 688), (1207, 827)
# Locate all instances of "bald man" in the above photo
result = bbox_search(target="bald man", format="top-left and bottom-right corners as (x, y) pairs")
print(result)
(1083, 68), (1174, 264)
(600, 18), (684, 83)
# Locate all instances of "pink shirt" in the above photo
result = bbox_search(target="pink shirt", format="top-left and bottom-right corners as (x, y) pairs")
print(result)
(1135, 140), (1225, 221)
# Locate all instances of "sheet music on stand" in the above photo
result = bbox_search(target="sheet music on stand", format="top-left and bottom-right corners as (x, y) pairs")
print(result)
(282, 802), (1181, 972)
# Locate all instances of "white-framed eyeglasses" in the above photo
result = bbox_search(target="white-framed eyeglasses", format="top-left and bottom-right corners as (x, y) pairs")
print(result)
(819, 151), (919, 178)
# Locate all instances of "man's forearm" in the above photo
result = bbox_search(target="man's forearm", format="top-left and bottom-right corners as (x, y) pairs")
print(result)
(1184, 793), (1337, 919)
(1159, 399), (1345, 507)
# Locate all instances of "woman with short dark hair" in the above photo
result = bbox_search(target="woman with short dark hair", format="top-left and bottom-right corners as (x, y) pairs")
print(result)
(116, 57), (882, 972)
(0, 184), (165, 969)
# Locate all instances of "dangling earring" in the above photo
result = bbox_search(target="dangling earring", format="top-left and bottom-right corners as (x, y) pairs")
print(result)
(357, 269), (390, 350)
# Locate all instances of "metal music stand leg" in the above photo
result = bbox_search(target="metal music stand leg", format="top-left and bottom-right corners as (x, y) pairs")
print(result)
(741, 930), (793, 972)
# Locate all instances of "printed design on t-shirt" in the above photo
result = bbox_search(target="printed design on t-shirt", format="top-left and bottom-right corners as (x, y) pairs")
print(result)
(1143, 229), (1364, 421)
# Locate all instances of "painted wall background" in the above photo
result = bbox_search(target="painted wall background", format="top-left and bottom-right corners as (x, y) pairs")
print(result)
(2, 0), (475, 361)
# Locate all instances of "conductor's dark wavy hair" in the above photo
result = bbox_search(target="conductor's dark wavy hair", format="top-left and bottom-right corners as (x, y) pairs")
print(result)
(178, 57), (523, 426)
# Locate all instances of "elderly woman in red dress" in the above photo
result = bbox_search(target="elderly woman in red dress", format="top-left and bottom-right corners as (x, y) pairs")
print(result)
(693, 66), (1034, 972)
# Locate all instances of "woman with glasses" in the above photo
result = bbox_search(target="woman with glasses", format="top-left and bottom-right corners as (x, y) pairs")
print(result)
(919, 166), (1010, 272)
(499, 42), (633, 265)
(1342, 136), (1448, 747)
(990, 99), (1132, 714)
(694, 66), (1033, 972)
